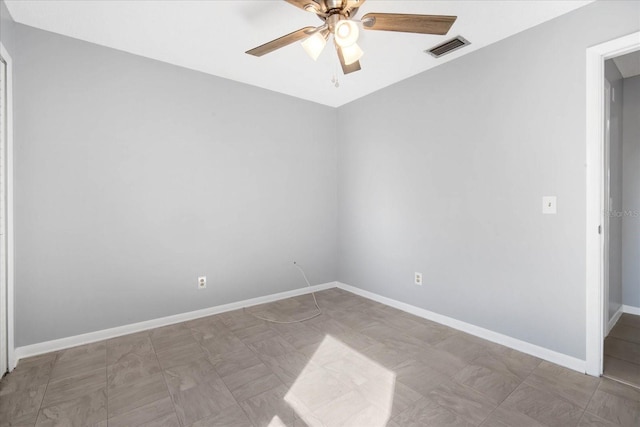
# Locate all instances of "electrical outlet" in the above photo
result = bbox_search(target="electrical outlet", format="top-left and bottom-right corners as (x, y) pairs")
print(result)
(415, 272), (423, 286)
(198, 276), (206, 289)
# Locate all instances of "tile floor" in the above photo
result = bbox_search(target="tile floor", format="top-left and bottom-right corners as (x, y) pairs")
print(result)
(604, 313), (640, 389)
(1, 288), (639, 426)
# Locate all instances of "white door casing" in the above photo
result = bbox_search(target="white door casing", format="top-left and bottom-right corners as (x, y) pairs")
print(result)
(0, 50), (6, 376)
(585, 32), (640, 377)
(603, 79), (611, 340)
(0, 42), (12, 374)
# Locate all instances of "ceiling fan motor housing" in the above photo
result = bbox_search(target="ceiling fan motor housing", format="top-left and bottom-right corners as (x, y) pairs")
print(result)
(324, 0), (344, 10)
(313, 0), (360, 20)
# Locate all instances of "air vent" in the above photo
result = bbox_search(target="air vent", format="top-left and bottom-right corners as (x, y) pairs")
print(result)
(426, 36), (470, 58)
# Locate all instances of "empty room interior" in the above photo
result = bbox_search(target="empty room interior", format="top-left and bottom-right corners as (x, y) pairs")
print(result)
(0, 1), (639, 426)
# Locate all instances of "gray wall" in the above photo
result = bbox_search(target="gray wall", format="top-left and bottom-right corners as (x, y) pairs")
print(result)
(14, 24), (338, 346)
(0, 0), (15, 55)
(7, 0), (640, 361)
(622, 75), (640, 309)
(605, 59), (624, 323)
(337, 0), (640, 359)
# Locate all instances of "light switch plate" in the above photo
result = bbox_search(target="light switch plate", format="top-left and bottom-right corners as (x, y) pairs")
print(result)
(542, 196), (557, 214)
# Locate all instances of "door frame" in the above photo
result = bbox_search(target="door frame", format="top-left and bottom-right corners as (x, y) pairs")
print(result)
(0, 42), (14, 372)
(585, 31), (640, 377)
(603, 78), (611, 339)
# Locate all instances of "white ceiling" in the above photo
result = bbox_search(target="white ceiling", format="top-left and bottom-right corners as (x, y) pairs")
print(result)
(5, 0), (593, 107)
(613, 50), (640, 78)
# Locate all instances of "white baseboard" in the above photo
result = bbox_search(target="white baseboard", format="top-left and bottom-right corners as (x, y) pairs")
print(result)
(623, 305), (640, 316)
(14, 280), (591, 376)
(336, 282), (587, 374)
(606, 305), (624, 336)
(13, 282), (337, 365)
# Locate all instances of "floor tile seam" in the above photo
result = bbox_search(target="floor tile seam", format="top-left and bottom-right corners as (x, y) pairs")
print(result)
(235, 384), (296, 427)
(33, 364), (107, 425)
(387, 398), (414, 424)
(27, 365), (52, 426)
(486, 378), (556, 427)
(580, 378), (605, 424)
(606, 335), (640, 345)
(238, 328), (278, 370)
(217, 348), (283, 403)
(151, 329), (193, 352)
(603, 353), (640, 367)
(583, 410), (627, 427)
(410, 349), (468, 380)
(520, 371), (594, 411)
(105, 363), (109, 427)
(524, 358), (544, 378)
(108, 349), (159, 371)
(229, 374), (288, 425)
(575, 398), (592, 427)
(48, 366), (105, 386)
(467, 351), (541, 383)
(0, 366), (48, 395)
(589, 374), (640, 403)
(42, 366), (108, 409)
(142, 330), (183, 427)
(600, 374), (640, 392)
(439, 374), (502, 424)
(190, 326), (211, 357)
(236, 399), (260, 427)
(293, 410), (326, 427)
(161, 365), (238, 427)
(393, 392), (478, 427)
(160, 375), (181, 424)
(282, 348), (325, 378)
(45, 350), (63, 383)
(451, 359), (524, 408)
(187, 322), (214, 344)
(316, 357), (368, 392)
(476, 402), (500, 427)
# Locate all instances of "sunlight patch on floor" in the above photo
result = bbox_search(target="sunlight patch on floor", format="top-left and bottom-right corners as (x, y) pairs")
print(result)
(267, 414), (288, 427)
(280, 335), (396, 426)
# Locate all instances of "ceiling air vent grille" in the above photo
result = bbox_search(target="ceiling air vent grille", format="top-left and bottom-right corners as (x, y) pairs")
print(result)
(426, 36), (470, 58)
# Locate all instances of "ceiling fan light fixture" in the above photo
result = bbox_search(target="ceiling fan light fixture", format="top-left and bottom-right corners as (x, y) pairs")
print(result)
(341, 42), (363, 65)
(334, 19), (359, 47)
(248, 2), (460, 76)
(302, 30), (328, 61)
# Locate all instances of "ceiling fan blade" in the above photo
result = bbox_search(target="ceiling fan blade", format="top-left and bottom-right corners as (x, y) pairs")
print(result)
(246, 27), (316, 57)
(361, 13), (457, 35)
(336, 46), (361, 75)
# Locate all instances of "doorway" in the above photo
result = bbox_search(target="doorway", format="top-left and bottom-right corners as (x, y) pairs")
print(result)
(585, 32), (640, 380)
(602, 50), (640, 388)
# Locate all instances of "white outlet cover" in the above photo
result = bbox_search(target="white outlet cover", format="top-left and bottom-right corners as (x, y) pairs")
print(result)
(198, 276), (206, 289)
(542, 196), (557, 214)
(415, 272), (423, 286)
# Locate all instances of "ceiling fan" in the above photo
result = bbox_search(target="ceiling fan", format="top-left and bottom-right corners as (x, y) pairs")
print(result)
(246, 0), (457, 75)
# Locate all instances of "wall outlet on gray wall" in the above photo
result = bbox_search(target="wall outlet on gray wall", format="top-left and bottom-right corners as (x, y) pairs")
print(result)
(198, 276), (207, 289)
(415, 272), (423, 286)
